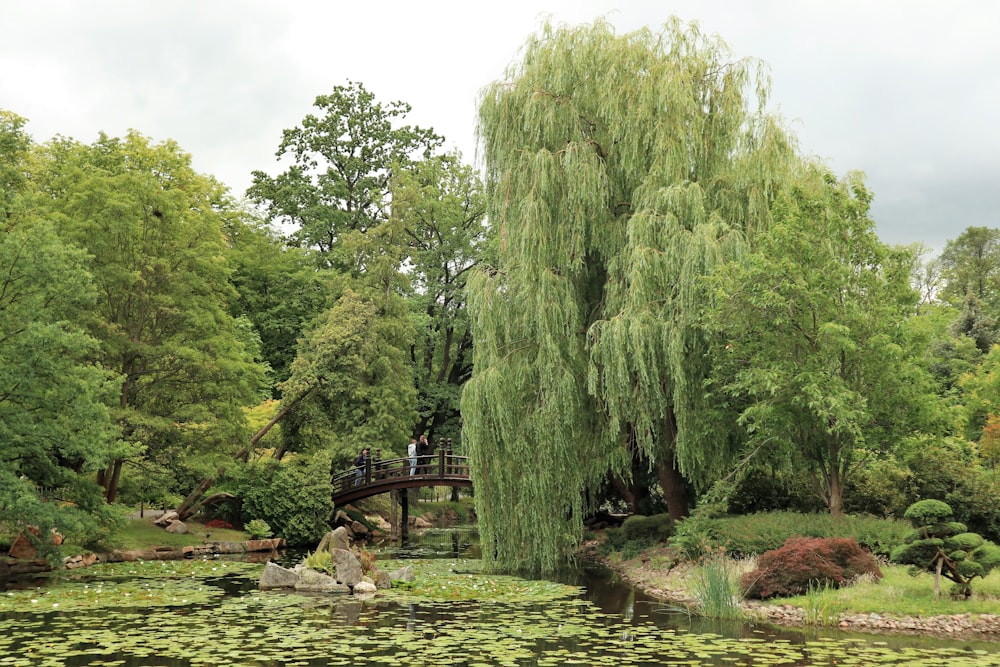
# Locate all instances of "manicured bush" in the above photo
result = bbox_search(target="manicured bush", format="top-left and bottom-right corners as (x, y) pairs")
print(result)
(669, 511), (910, 559)
(741, 537), (882, 600)
(891, 499), (1000, 598)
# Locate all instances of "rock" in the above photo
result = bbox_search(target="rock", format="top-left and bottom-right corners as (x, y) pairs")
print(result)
(333, 509), (352, 526)
(260, 562), (299, 589)
(332, 548), (363, 586)
(330, 527), (352, 550)
(8, 527), (62, 560)
(295, 568), (348, 593)
(245, 538), (284, 552)
(372, 568), (392, 589)
(154, 511), (179, 527)
(350, 521), (369, 537)
(389, 565), (415, 582)
(164, 520), (189, 534)
(353, 581), (377, 595)
(367, 515), (391, 532)
(413, 517), (433, 529)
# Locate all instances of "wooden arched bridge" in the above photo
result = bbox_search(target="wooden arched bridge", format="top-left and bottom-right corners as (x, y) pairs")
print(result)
(331, 449), (472, 506)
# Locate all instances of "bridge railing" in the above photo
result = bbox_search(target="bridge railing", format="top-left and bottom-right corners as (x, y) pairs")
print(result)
(332, 449), (471, 498)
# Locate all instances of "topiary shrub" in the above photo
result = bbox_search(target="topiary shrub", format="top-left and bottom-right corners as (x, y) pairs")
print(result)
(890, 499), (1000, 598)
(741, 537), (883, 600)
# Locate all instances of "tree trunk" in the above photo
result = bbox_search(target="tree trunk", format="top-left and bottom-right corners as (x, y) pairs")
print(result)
(657, 456), (689, 523)
(104, 459), (123, 504)
(176, 475), (217, 521)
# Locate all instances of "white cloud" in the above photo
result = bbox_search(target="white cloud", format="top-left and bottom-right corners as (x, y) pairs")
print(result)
(3, 0), (997, 251)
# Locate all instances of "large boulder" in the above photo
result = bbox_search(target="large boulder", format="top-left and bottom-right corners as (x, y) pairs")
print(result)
(350, 521), (369, 537)
(154, 511), (179, 527)
(332, 548), (363, 586)
(295, 568), (348, 593)
(317, 527), (352, 552)
(260, 562), (299, 589)
(371, 568), (392, 589)
(164, 521), (189, 534)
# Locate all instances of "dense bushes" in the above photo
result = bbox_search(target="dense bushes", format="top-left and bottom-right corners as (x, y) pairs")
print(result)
(669, 511), (910, 559)
(601, 513), (673, 559)
(741, 537), (883, 599)
(229, 453), (333, 547)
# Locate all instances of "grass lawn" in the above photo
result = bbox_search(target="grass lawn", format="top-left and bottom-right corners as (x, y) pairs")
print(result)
(772, 565), (1000, 617)
(74, 515), (251, 555)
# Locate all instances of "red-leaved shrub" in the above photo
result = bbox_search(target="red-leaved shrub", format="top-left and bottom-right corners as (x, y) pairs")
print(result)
(740, 536), (882, 599)
(205, 519), (234, 529)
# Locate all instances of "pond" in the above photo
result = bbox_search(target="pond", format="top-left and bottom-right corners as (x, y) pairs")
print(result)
(1, 528), (999, 666)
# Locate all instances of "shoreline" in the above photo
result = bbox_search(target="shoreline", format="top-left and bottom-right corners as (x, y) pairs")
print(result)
(582, 542), (1000, 642)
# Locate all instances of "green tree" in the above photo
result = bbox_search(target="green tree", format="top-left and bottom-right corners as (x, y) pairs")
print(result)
(938, 226), (1000, 309)
(0, 112), (126, 547)
(706, 165), (932, 517)
(463, 19), (794, 573)
(390, 152), (490, 441)
(223, 212), (330, 389)
(891, 499), (1000, 598)
(277, 289), (417, 464)
(247, 80), (442, 270)
(33, 131), (267, 503)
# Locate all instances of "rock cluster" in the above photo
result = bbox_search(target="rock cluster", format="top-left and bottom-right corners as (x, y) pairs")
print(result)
(260, 548), (413, 597)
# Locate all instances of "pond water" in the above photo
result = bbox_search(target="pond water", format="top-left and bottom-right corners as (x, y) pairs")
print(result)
(1, 528), (999, 666)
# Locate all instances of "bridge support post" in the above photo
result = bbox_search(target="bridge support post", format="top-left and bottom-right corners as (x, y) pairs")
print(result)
(399, 488), (409, 543)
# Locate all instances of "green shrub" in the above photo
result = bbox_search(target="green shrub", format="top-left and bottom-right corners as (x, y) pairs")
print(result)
(230, 453), (333, 547)
(741, 537), (882, 599)
(621, 513), (673, 541)
(669, 511), (909, 559)
(245, 519), (273, 539)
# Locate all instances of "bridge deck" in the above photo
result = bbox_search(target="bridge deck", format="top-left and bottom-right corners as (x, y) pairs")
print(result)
(332, 451), (472, 506)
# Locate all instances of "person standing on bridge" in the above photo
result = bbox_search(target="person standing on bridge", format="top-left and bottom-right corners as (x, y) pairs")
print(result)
(417, 434), (430, 474)
(407, 437), (418, 476)
(354, 447), (369, 487)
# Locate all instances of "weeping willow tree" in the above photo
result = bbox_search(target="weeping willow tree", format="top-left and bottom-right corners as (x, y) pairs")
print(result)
(462, 18), (796, 574)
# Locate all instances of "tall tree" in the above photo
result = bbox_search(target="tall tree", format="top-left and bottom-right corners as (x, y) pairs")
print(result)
(705, 165), (934, 517)
(246, 80), (442, 270)
(938, 226), (1000, 309)
(463, 19), (794, 573)
(390, 152), (490, 442)
(0, 111), (126, 544)
(34, 131), (267, 503)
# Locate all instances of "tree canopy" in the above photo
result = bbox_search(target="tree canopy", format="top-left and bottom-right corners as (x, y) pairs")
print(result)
(463, 18), (795, 573)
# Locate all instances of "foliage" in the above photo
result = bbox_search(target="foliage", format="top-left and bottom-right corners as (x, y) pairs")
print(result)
(464, 17), (794, 574)
(705, 163), (934, 517)
(668, 511), (910, 560)
(223, 214), (331, 389)
(390, 152), (490, 442)
(247, 80), (442, 270)
(891, 499), (1000, 598)
(900, 437), (1000, 541)
(230, 453), (333, 547)
(0, 112), (127, 545)
(245, 518), (273, 539)
(937, 226), (1000, 310)
(32, 130), (267, 503)
(621, 513), (674, 542)
(740, 536), (882, 599)
(277, 289), (416, 460)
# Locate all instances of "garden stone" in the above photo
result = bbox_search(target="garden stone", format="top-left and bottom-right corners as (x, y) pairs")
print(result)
(332, 548), (362, 586)
(164, 520), (188, 534)
(260, 562), (299, 589)
(353, 581), (377, 596)
(295, 568), (348, 593)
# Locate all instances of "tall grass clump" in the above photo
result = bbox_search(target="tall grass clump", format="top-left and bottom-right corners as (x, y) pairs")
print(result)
(802, 581), (841, 626)
(691, 553), (747, 619)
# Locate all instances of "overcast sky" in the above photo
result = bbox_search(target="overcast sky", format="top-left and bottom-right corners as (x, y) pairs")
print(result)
(4, 1), (998, 252)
